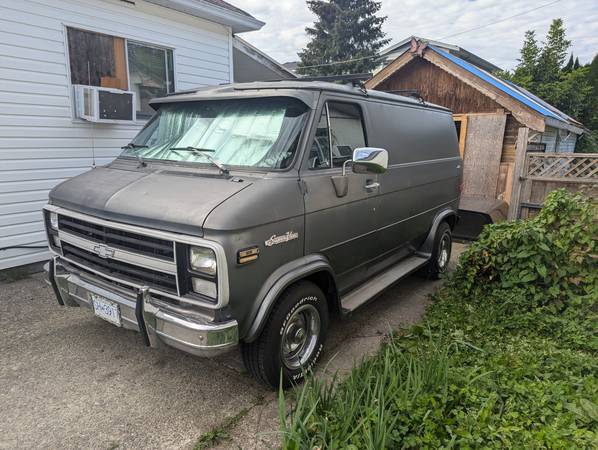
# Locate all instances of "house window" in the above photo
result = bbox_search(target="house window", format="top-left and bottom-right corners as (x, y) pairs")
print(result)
(127, 42), (175, 116)
(67, 27), (175, 117)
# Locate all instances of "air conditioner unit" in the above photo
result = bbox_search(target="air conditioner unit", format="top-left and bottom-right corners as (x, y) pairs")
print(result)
(74, 85), (136, 123)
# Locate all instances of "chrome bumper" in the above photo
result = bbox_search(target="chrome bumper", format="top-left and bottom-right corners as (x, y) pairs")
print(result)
(44, 257), (238, 357)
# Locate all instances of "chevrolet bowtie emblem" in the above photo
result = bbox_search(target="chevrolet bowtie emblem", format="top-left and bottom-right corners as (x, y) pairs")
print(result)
(92, 244), (115, 259)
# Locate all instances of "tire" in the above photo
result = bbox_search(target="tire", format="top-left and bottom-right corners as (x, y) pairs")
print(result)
(241, 281), (329, 389)
(423, 221), (452, 279)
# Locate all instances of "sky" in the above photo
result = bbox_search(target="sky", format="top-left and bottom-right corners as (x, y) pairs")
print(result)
(232, 0), (598, 71)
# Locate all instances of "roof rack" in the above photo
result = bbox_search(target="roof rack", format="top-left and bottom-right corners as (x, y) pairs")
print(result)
(292, 73), (372, 84)
(385, 89), (426, 105)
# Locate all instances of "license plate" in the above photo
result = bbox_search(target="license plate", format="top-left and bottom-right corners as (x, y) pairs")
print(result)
(91, 294), (122, 327)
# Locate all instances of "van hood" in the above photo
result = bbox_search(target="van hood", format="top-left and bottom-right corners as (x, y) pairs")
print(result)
(49, 165), (252, 236)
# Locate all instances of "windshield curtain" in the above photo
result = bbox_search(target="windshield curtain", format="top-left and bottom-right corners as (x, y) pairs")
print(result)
(123, 97), (309, 169)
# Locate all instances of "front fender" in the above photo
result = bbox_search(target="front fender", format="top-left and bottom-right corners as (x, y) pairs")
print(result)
(243, 254), (335, 342)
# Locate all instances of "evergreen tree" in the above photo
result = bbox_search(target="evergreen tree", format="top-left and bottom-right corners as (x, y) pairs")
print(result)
(536, 18), (571, 83)
(573, 56), (581, 70)
(512, 30), (540, 86)
(563, 54), (574, 72)
(297, 0), (389, 76)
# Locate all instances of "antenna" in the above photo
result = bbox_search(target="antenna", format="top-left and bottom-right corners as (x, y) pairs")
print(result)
(88, 61), (96, 168)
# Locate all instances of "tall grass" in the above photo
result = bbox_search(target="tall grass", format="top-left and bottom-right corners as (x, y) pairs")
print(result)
(279, 332), (453, 449)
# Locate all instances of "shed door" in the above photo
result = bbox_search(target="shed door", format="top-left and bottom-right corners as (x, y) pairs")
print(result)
(462, 113), (506, 198)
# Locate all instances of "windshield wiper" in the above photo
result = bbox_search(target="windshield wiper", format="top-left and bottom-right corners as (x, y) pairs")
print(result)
(121, 143), (148, 167)
(168, 146), (229, 175)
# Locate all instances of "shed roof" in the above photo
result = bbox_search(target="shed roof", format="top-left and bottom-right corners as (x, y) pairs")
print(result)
(368, 39), (584, 134)
(430, 46), (582, 129)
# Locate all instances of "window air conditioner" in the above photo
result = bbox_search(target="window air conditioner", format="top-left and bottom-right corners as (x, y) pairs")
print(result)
(74, 85), (136, 123)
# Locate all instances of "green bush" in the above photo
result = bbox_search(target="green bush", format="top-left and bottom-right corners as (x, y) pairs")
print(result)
(279, 189), (598, 449)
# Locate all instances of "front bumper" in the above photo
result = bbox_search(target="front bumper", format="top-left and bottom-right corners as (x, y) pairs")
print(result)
(44, 257), (238, 357)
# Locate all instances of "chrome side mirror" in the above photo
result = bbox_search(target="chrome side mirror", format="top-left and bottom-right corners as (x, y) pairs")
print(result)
(343, 147), (389, 175)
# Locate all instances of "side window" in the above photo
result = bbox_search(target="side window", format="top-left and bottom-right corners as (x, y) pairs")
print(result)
(308, 102), (366, 170)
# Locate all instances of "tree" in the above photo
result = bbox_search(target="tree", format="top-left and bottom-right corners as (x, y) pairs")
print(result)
(513, 30), (541, 85)
(563, 54), (574, 72)
(536, 18), (571, 83)
(297, 0), (390, 76)
(574, 57), (581, 70)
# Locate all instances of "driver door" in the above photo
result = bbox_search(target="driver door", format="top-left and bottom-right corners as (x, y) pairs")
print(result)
(301, 99), (381, 293)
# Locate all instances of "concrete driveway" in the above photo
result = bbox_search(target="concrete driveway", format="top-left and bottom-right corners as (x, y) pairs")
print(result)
(0, 244), (464, 449)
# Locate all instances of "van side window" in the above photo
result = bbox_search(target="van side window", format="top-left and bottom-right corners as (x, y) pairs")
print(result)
(308, 102), (366, 170)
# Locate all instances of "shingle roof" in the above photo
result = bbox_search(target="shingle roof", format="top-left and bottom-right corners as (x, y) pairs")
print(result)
(429, 46), (583, 129)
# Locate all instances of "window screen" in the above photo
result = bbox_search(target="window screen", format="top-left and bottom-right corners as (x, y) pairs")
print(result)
(67, 28), (128, 90)
(308, 102), (366, 169)
(128, 42), (175, 115)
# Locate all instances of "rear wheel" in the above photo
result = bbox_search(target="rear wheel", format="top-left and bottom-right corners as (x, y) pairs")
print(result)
(424, 222), (452, 279)
(241, 281), (328, 389)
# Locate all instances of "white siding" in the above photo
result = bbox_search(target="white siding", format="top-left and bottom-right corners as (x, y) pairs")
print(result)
(0, 0), (233, 269)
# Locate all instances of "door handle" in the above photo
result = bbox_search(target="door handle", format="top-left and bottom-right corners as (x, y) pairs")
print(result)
(365, 181), (380, 191)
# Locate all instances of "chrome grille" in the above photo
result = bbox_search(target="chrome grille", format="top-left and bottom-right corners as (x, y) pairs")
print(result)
(61, 242), (178, 294)
(58, 215), (174, 261)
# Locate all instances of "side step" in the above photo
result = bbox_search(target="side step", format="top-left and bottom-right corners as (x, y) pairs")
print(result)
(340, 255), (429, 314)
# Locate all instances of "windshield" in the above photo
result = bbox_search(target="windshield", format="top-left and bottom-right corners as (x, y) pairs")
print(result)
(121, 97), (309, 170)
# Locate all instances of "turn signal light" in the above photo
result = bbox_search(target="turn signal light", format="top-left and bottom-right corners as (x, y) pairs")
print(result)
(238, 247), (259, 264)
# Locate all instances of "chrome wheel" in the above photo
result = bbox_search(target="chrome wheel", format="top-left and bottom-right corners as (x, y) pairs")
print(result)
(437, 233), (450, 270)
(281, 303), (321, 370)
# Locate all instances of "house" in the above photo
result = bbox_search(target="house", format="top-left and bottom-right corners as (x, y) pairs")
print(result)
(0, 0), (273, 270)
(366, 37), (585, 214)
(233, 36), (296, 82)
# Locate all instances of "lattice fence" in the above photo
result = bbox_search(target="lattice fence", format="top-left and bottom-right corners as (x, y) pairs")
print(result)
(526, 152), (598, 182)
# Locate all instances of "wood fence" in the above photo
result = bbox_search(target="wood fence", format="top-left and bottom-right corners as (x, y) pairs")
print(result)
(508, 144), (598, 219)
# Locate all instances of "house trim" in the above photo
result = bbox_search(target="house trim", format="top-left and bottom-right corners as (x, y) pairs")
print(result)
(145, 0), (264, 33)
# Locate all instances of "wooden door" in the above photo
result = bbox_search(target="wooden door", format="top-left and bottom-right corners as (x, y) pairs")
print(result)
(462, 113), (506, 198)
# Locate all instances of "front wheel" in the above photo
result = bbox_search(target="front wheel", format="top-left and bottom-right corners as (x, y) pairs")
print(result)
(241, 281), (329, 389)
(423, 222), (452, 279)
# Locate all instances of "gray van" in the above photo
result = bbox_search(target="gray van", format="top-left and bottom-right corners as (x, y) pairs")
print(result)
(44, 81), (462, 387)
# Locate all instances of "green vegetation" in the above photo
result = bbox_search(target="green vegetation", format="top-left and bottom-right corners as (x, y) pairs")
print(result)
(279, 190), (597, 449)
(503, 19), (598, 152)
(297, 0), (389, 76)
(194, 406), (251, 450)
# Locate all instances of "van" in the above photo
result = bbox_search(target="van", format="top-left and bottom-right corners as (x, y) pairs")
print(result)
(44, 81), (462, 387)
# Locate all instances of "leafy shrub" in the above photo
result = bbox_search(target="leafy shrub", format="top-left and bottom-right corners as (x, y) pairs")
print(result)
(279, 189), (598, 449)
(453, 189), (597, 306)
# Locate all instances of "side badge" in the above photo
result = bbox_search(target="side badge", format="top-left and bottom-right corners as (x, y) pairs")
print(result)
(265, 231), (299, 247)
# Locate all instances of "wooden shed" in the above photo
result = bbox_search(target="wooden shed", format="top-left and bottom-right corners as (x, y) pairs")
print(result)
(366, 38), (585, 216)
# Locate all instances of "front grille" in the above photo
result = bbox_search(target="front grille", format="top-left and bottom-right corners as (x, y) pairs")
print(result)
(62, 242), (178, 294)
(58, 215), (174, 261)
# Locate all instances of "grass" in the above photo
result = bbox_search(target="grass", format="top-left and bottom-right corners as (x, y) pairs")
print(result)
(278, 191), (597, 449)
(194, 407), (250, 450)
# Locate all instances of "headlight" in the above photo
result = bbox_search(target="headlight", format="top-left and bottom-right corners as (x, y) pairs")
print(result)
(191, 277), (217, 298)
(50, 212), (58, 230)
(189, 246), (216, 276)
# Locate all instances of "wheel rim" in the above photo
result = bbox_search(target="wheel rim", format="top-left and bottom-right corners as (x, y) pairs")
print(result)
(437, 233), (451, 270)
(281, 303), (321, 370)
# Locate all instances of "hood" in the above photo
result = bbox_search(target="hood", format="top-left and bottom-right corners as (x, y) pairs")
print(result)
(49, 163), (253, 236)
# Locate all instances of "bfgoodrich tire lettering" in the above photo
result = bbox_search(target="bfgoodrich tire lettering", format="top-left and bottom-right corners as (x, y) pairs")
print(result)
(241, 281), (328, 389)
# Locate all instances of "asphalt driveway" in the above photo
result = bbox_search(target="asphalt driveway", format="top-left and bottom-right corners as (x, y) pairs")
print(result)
(0, 244), (464, 449)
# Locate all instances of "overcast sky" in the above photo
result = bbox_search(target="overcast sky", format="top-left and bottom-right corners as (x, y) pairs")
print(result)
(232, 0), (598, 70)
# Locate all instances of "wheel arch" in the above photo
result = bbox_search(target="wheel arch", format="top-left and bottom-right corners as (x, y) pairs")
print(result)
(417, 208), (458, 257)
(243, 254), (338, 343)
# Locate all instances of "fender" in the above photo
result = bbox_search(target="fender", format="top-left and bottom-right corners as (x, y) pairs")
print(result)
(243, 254), (336, 342)
(417, 207), (458, 257)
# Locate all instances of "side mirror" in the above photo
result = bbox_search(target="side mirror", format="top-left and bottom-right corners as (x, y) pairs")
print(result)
(351, 147), (388, 174)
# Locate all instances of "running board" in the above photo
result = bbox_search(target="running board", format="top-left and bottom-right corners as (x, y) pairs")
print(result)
(340, 255), (429, 314)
